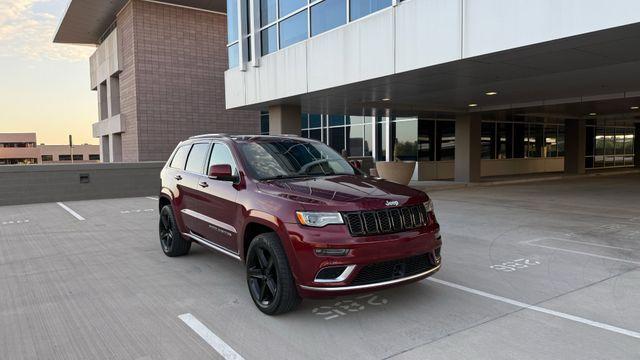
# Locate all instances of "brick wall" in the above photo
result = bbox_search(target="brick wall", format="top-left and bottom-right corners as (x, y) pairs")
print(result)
(124, 0), (258, 162)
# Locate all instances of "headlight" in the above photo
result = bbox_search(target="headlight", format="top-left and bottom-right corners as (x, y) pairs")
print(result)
(296, 211), (344, 227)
(424, 199), (434, 213)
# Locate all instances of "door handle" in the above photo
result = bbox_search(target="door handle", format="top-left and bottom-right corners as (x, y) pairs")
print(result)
(198, 181), (209, 188)
(174, 175), (183, 181)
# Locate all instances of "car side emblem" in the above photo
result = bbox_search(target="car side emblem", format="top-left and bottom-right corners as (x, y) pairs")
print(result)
(385, 200), (399, 207)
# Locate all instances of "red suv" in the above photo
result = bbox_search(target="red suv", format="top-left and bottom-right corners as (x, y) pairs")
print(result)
(158, 134), (442, 315)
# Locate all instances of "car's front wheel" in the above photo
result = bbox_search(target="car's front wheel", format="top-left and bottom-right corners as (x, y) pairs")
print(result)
(159, 205), (191, 257)
(246, 233), (301, 315)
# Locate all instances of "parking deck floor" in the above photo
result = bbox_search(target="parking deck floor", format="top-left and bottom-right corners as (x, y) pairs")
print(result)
(1, 174), (639, 359)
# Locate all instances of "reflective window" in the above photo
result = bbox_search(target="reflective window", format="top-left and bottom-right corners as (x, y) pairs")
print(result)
(209, 143), (238, 175)
(261, 0), (277, 26)
(309, 114), (322, 128)
(481, 122), (496, 159)
(436, 121), (455, 161)
(260, 111), (270, 134)
(279, 10), (308, 48)
(544, 125), (558, 157)
(376, 118), (387, 161)
(350, 0), (391, 21)
(170, 145), (191, 170)
(227, 0), (238, 42)
(497, 122), (513, 159)
(228, 43), (239, 68)
(261, 25), (277, 55)
(185, 143), (210, 173)
(280, 0), (306, 17)
(329, 127), (345, 153)
(329, 115), (345, 127)
(347, 125), (364, 156)
(418, 119), (435, 161)
(311, 0), (346, 36)
(392, 119), (417, 161)
(364, 119), (373, 157)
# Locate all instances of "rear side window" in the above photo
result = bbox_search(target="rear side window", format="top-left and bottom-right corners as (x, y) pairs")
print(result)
(170, 145), (191, 169)
(185, 143), (211, 173)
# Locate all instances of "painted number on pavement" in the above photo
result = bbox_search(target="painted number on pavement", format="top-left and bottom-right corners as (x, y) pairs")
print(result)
(312, 293), (388, 320)
(490, 258), (540, 272)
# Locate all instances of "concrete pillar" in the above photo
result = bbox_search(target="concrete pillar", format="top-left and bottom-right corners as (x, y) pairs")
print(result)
(100, 135), (110, 163)
(564, 119), (586, 175)
(109, 133), (123, 163)
(454, 114), (481, 183)
(635, 124), (640, 168)
(268, 105), (301, 135)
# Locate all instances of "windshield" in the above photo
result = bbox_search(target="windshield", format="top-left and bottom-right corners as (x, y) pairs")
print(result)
(238, 139), (358, 180)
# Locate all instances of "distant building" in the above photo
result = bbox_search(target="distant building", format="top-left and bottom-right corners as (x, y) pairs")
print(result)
(0, 133), (38, 165)
(53, 0), (259, 163)
(0, 133), (100, 165)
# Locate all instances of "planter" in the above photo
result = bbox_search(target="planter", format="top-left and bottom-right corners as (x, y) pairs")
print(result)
(375, 161), (416, 185)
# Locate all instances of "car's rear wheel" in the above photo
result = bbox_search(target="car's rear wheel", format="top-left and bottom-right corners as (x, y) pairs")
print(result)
(246, 233), (301, 315)
(159, 205), (191, 257)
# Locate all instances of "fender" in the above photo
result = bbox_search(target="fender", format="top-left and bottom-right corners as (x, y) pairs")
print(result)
(241, 209), (303, 281)
(159, 186), (189, 235)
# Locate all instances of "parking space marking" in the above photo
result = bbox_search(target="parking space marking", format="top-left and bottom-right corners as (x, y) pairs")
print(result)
(1, 219), (30, 226)
(312, 293), (388, 320)
(178, 313), (244, 360)
(546, 238), (636, 252)
(428, 278), (640, 340)
(524, 240), (640, 266)
(146, 196), (159, 201)
(120, 209), (155, 214)
(56, 202), (85, 221)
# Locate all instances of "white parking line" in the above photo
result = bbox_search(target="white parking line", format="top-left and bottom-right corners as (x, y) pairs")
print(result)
(146, 196), (159, 201)
(56, 202), (85, 221)
(428, 278), (640, 339)
(538, 238), (636, 252)
(525, 241), (640, 266)
(179, 313), (244, 360)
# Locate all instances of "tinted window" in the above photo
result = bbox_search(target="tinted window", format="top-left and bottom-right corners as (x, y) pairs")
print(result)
(170, 145), (191, 169)
(228, 43), (239, 68)
(185, 143), (210, 173)
(260, 0), (277, 26)
(350, 0), (391, 21)
(209, 143), (238, 175)
(311, 0), (346, 36)
(280, 0), (306, 16)
(280, 10), (308, 49)
(227, 0), (238, 42)
(261, 25), (277, 55)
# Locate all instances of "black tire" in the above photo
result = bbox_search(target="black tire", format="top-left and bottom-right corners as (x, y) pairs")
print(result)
(246, 232), (301, 315)
(159, 205), (191, 257)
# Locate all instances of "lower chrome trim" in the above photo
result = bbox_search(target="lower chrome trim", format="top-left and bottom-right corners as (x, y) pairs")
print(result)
(182, 232), (241, 261)
(314, 265), (356, 283)
(299, 263), (441, 292)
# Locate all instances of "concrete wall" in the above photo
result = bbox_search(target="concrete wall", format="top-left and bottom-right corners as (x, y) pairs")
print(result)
(226, 0), (640, 108)
(0, 162), (164, 206)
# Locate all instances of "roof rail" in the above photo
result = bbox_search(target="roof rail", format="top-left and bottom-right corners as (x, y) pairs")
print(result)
(189, 133), (229, 139)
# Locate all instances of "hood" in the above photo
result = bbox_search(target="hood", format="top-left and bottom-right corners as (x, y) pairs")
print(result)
(255, 175), (427, 211)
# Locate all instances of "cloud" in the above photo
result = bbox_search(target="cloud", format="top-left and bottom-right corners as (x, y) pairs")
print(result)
(0, 0), (94, 62)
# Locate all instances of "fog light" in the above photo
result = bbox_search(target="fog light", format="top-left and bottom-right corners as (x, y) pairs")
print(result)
(314, 248), (349, 256)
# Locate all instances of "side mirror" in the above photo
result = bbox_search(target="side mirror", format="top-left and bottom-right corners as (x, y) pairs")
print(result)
(208, 164), (235, 181)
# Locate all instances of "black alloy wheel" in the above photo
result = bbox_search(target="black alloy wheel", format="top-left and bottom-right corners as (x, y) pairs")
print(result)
(159, 205), (191, 257)
(247, 245), (278, 307)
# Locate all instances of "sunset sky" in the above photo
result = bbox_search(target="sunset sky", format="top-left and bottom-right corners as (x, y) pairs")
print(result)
(0, 0), (98, 145)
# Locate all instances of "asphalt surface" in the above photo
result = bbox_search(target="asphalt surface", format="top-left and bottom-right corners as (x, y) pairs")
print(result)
(1, 174), (639, 359)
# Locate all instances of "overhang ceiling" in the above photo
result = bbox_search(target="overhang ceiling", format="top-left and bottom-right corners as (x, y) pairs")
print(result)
(54, 0), (226, 45)
(277, 22), (640, 120)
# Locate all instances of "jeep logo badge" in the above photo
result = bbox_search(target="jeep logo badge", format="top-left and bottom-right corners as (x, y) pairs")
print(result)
(385, 200), (399, 207)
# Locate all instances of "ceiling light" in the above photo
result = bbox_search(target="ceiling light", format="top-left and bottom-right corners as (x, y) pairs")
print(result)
(631, 106), (639, 110)
(381, 98), (391, 101)
(468, 103), (478, 107)
(485, 91), (498, 96)
(589, 112), (597, 116)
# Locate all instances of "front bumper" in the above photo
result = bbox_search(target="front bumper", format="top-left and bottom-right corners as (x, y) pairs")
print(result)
(283, 217), (442, 298)
(299, 262), (441, 293)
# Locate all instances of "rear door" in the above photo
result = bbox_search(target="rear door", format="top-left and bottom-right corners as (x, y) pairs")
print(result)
(179, 142), (213, 237)
(164, 144), (192, 217)
(194, 142), (241, 253)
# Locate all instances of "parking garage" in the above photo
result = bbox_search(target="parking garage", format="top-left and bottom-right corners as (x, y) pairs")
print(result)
(1, 173), (639, 359)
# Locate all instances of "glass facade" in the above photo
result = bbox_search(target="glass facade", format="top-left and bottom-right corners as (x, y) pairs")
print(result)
(227, 0), (394, 67)
(261, 113), (636, 171)
(585, 121), (635, 169)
